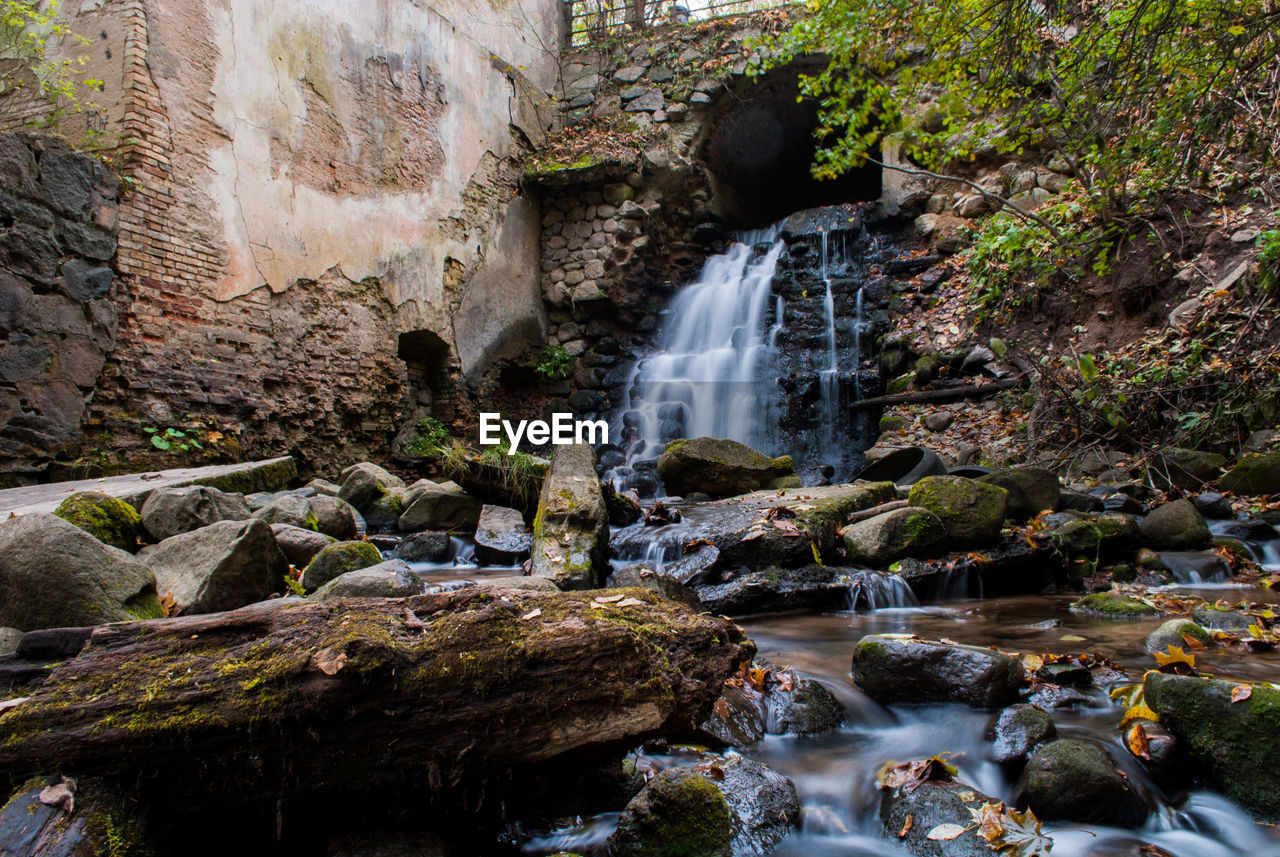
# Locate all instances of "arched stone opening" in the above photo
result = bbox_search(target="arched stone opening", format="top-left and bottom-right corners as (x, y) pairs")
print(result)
(397, 329), (453, 417)
(699, 59), (882, 227)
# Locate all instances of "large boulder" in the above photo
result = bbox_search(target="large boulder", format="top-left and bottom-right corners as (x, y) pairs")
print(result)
(473, 504), (531, 565)
(300, 541), (385, 591)
(309, 559), (422, 600)
(880, 777), (998, 857)
(1144, 672), (1280, 817)
(656, 437), (800, 499)
(251, 493), (314, 529)
(138, 519), (287, 615)
(611, 767), (732, 857)
(53, 490), (142, 551)
(840, 506), (945, 566)
(269, 524), (336, 567)
(1043, 512), (1141, 559)
(1018, 738), (1148, 826)
(309, 495), (359, 540)
(907, 476), (1008, 546)
(695, 564), (852, 615)
(851, 634), (1024, 708)
(0, 513), (162, 630)
(715, 755), (801, 855)
(531, 444), (610, 590)
(338, 462), (406, 512)
(139, 486), (251, 542)
(397, 484), (483, 532)
(1218, 451), (1280, 496)
(978, 467), (1060, 520)
(1140, 499), (1211, 550)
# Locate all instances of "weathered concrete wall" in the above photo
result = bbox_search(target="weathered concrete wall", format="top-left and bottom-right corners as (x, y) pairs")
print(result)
(1, 0), (562, 475)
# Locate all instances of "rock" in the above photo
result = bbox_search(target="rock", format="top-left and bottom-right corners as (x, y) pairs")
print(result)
(1070, 592), (1158, 618)
(309, 495), (359, 540)
(978, 467), (1060, 520)
(1219, 451), (1280, 495)
(1058, 490), (1104, 513)
(714, 755), (801, 855)
(301, 540), (385, 591)
(364, 489), (407, 532)
(611, 768), (732, 857)
(338, 462), (407, 511)
(0, 627), (23, 654)
(656, 437), (799, 499)
(1144, 618), (1211, 653)
(989, 704), (1056, 764)
(880, 778), (998, 857)
(923, 411), (953, 432)
(310, 559), (422, 600)
(138, 519), (288, 615)
(1144, 672), (1280, 817)
(306, 478), (342, 497)
(1192, 491), (1232, 518)
(907, 475), (1008, 546)
(392, 531), (451, 563)
(0, 513), (161, 630)
(1191, 605), (1255, 632)
(608, 564), (702, 610)
(852, 446), (948, 485)
(472, 576), (559, 592)
(270, 524), (336, 567)
(1153, 447), (1226, 490)
(531, 444), (610, 590)
(696, 564), (852, 615)
(473, 505), (531, 565)
(603, 483), (643, 527)
(623, 89), (664, 112)
(1018, 739), (1148, 825)
(614, 64), (646, 82)
(764, 674), (843, 736)
(1140, 499), (1211, 550)
(851, 634), (1024, 708)
(139, 485), (251, 542)
(840, 506), (945, 566)
(1045, 513), (1140, 559)
(252, 493), (314, 529)
(398, 484), (483, 532)
(0, 776), (152, 857)
(53, 490), (142, 551)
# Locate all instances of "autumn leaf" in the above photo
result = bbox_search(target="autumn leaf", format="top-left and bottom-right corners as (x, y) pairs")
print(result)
(712, 698), (730, 720)
(616, 597), (646, 608)
(310, 647), (347, 676)
(596, 593), (626, 603)
(1120, 702), (1159, 727)
(927, 823), (970, 841)
(879, 755), (958, 792)
(1153, 645), (1197, 675)
(898, 813), (913, 838)
(1231, 684), (1253, 703)
(520, 608), (542, 621)
(1127, 722), (1151, 759)
(1180, 633), (1206, 650)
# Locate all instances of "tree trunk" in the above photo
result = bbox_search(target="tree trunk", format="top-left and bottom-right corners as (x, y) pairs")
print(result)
(850, 377), (1028, 413)
(0, 588), (752, 804)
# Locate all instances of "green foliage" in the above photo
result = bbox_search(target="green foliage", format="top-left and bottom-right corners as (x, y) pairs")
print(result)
(406, 416), (450, 457)
(1257, 226), (1280, 293)
(531, 343), (575, 381)
(0, 0), (104, 130)
(143, 426), (202, 453)
(441, 439), (545, 510)
(767, 0), (1280, 222)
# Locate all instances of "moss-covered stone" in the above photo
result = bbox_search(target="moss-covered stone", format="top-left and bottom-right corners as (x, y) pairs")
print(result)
(301, 540), (384, 591)
(1019, 738), (1148, 825)
(656, 437), (798, 499)
(1070, 592), (1158, 618)
(1046, 513), (1140, 559)
(1144, 673), (1280, 818)
(54, 490), (142, 551)
(1144, 618), (1211, 653)
(886, 373), (914, 395)
(841, 506), (945, 566)
(531, 444), (610, 590)
(611, 768), (732, 857)
(878, 415), (906, 434)
(978, 467), (1060, 520)
(907, 475), (1008, 546)
(1218, 451), (1280, 496)
(1140, 499), (1211, 550)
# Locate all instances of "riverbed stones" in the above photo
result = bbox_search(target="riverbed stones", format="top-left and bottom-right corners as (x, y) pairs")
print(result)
(1070, 592), (1158, 618)
(138, 519), (287, 615)
(309, 495), (359, 540)
(840, 506), (945, 565)
(851, 635), (1024, 708)
(1154, 447), (1226, 490)
(1144, 673), (1280, 817)
(310, 559), (422, 600)
(473, 504), (531, 565)
(270, 523), (335, 567)
(989, 704), (1056, 764)
(398, 484), (483, 532)
(392, 531), (451, 563)
(301, 540), (384, 591)
(696, 564), (852, 615)
(612, 767), (732, 857)
(338, 462), (406, 512)
(53, 490), (141, 551)
(880, 778), (998, 857)
(1044, 512), (1140, 559)
(656, 436), (800, 499)
(716, 755), (802, 855)
(1144, 618), (1211, 653)
(978, 467), (1060, 519)
(1219, 451), (1280, 495)
(609, 564), (702, 610)
(531, 443), (610, 590)
(251, 493), (314, 529)
(907, 475), (1008, 546)
(1191, 604), (1255, 632)
(0, 513), (162, 630)
(139, 485), (251, 542)
(1140, 499), (1211, 550)
(1019, 738), (1148, 825)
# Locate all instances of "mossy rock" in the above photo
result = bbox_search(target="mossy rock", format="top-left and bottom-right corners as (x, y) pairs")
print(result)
(1139, 499), (1210, 551)
(611, 768), (732, 857)
(907, 475), (1008, 547)
(1154, 447), (1226, 490)
(886, 373), (914, 395)
(656, 437), (797, 499)
(1144, 618), (1211, 653)
(978, 467), (1060, 520)
(301, 540), (384, 591)
(841, 506), (945, 566)
(54, 491), (142, 552)
(1046, 513), (1140, 559)
(1070, 592), (1158, 618)
(1018, 738), (1148, 826)
(1144, 673), (1280, 818)
(877, 415), (907, 434)
(1218, 451), (1280, 496)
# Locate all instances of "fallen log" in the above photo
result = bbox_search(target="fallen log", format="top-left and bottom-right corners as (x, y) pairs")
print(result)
(850, 376), (1028, 413)
(843, 499), (910, 526)
(0, 588), (751, 804)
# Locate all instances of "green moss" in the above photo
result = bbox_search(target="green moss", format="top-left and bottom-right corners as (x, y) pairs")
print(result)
(301, 541), (383, 590)
(886, 374), (914, 394)
(124, 592), (164, 621)
(191, 458), (297, 496)
(54, 491), (141, 551)
(614, 770), (732, 857)
(1071, 592), (1159, 618)
(907, 475), (1008, 546)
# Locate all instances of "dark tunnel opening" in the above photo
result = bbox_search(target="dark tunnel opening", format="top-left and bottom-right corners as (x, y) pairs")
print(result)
(699, 59), (882, 228)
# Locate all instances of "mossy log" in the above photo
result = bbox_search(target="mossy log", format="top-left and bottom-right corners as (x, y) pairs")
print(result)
(0, 588), (751, 803)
